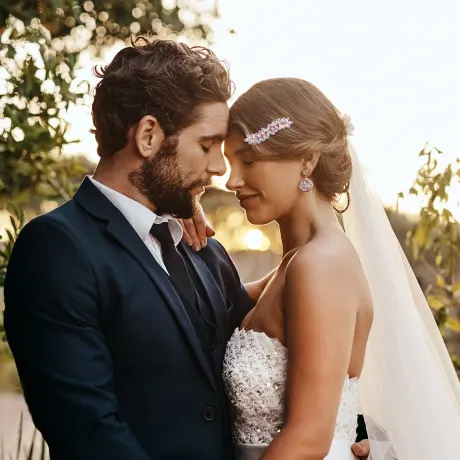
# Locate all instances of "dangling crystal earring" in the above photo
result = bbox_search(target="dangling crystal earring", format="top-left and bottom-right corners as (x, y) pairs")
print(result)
(299, 169), (313, 192)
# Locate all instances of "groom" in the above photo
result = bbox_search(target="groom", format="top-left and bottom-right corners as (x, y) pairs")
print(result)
(4, 37), (370, 459)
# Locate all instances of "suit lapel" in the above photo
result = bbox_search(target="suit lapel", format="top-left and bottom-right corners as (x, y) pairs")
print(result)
(180, 243), (227, 346)
(74, 178), (217, 392)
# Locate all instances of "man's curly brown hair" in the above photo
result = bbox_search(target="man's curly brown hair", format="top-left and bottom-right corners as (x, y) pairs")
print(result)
(91, 36), (233, 158)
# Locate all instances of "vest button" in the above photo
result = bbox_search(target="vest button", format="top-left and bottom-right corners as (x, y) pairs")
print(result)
(203, 406), (215, 421)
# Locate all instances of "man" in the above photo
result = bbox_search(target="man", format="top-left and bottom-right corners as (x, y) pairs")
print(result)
(4, 37), (370, 459)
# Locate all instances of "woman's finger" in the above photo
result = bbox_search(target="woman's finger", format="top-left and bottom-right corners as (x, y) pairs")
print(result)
(183, 218), (201, 251)
(177, 218), (193, 247)
(205, 219), (215, 237)
(193, 212), (208, 247)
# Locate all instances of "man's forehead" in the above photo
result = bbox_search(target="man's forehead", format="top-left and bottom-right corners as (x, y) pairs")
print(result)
(198, 101), (229, 117)
(191, 103), (229, 138)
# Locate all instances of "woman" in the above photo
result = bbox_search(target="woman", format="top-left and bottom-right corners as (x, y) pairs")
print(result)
(183, 78), (460, 459)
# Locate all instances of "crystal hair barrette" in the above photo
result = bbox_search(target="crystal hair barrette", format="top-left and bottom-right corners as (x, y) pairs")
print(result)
(244, 117), (293, 145)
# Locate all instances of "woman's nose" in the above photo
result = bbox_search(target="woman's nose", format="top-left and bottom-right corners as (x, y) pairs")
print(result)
(226, 168), (245, 191)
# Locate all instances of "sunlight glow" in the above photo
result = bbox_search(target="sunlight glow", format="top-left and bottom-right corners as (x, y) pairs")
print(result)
(243, 229), (270, 251)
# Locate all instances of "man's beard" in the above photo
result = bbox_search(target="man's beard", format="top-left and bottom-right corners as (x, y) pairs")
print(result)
(129, 136), (210, 219)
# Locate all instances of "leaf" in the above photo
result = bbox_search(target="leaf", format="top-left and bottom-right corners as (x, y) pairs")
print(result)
(15, 412), (23, 460)
(451, 225), (459, 242)
(9, 215), (17, 233)
(452, 282), (460, 293)
(419, 148), (427, 157)
(427, 295), (445, 310)
(5, 229), (14, 245)
(446, 317), (460, 333)
(435, 275), (446, 288)
(25, 428), (36, 460)
(435, 254), (443, 267)
(40, 437), (47, 460)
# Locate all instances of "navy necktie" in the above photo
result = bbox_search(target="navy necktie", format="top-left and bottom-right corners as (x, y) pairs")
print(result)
(150, 223), (195, 302)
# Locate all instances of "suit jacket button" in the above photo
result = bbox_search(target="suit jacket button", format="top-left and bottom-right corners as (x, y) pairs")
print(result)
(203, 406), (215, 421)
(212, 343), (218, 353)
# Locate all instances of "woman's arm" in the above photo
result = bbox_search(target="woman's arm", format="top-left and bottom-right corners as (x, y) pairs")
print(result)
(261, 244), (358, 460)
(244, 268), (277, 302)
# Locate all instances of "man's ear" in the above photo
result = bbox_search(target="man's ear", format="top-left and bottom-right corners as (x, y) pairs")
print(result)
(134, 115), (165, 158)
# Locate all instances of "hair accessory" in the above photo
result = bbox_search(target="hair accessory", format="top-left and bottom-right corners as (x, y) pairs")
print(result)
(244, 117), (293, 145)
(342, 114), (355, 137)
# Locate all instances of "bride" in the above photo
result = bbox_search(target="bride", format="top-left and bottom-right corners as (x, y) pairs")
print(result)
(184, 78), (460, 459)
(222, 78), (372, 460)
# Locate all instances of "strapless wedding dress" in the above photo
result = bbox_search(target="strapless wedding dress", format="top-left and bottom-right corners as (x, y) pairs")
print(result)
(222, 329), (359, 460)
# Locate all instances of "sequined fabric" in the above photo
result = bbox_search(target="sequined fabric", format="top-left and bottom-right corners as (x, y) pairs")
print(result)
(222, 328), (360, 445)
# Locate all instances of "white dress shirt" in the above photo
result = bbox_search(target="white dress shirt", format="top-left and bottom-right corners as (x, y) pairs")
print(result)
(89, 176), (183, 274)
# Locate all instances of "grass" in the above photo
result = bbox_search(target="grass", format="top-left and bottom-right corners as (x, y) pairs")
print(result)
(1, 413), (48, 460)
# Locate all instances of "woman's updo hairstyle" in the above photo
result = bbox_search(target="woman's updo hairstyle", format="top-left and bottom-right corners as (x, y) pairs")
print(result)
(229, 78), (352, 211)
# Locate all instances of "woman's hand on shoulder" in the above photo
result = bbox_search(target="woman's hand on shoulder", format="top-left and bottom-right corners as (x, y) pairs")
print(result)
(177, 204), (215, 251)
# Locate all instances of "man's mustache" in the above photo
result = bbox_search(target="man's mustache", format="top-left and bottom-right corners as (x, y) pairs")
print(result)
(186, 177), (212, 190)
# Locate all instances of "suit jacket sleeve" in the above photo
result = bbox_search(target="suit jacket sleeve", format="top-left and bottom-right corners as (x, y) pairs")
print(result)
(4, 217), (150, 460)
(356, 414), (368, 442)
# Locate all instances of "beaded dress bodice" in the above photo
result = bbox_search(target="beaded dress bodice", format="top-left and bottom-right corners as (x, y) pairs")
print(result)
(222, 328), (360, 445)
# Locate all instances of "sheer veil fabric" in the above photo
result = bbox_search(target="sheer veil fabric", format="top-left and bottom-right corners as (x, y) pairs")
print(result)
(342, 132), (460, 459)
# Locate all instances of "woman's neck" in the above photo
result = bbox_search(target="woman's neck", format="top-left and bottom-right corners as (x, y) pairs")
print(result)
(277, 193), (341, 256)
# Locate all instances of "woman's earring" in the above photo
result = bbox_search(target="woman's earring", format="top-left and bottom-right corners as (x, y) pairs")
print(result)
(299, 169), (313, 192)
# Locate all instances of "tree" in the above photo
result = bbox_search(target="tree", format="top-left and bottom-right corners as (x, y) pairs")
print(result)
(402, 145), (460, 374)
(0, 1), (217, 51)
(0, 17), (92, 207)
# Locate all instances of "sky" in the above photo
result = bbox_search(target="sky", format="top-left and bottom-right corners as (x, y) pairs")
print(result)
(66, 0), (460, 216)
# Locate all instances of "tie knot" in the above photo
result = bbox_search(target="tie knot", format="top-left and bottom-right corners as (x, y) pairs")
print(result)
(150, 222), (174, 247)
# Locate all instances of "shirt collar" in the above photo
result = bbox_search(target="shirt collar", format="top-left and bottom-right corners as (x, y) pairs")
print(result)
(89, 176), (183, 246)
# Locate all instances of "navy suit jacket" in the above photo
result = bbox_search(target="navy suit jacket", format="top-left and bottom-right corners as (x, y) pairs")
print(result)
(4, 178), (253, 459)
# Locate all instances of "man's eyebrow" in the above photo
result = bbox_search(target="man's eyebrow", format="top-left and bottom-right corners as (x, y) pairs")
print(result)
(199, 134), (225, 142)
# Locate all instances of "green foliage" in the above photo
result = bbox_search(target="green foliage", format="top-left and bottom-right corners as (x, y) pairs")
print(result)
(404, 144), (460, 373)
(0, 1), (217, 51)
(0, 205), (24, 287)
(0, 205), (25, 346)
(0, 16), (91, 206)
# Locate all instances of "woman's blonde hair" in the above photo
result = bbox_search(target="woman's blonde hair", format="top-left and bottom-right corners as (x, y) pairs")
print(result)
(229, 78), (352, 211)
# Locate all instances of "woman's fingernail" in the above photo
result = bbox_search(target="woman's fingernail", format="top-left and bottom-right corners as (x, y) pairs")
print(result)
(194, 243), (201, 252)
(201, 240), (206, 248)
(187, 240), (193, 246)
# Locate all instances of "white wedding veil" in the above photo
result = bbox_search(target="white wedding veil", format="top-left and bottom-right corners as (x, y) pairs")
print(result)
(342, 122), (460, 459)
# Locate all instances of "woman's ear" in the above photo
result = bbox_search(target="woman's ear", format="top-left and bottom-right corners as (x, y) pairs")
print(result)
(134, 115), (165, 159)
(301, 152), (320, 174)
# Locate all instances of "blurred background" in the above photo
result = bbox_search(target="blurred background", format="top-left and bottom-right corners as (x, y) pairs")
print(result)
(0, 0), (459, 458)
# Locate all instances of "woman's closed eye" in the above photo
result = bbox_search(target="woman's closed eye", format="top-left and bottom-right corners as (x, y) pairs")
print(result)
(201, 145), (210, 153)
(241, 155), (257, 166)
